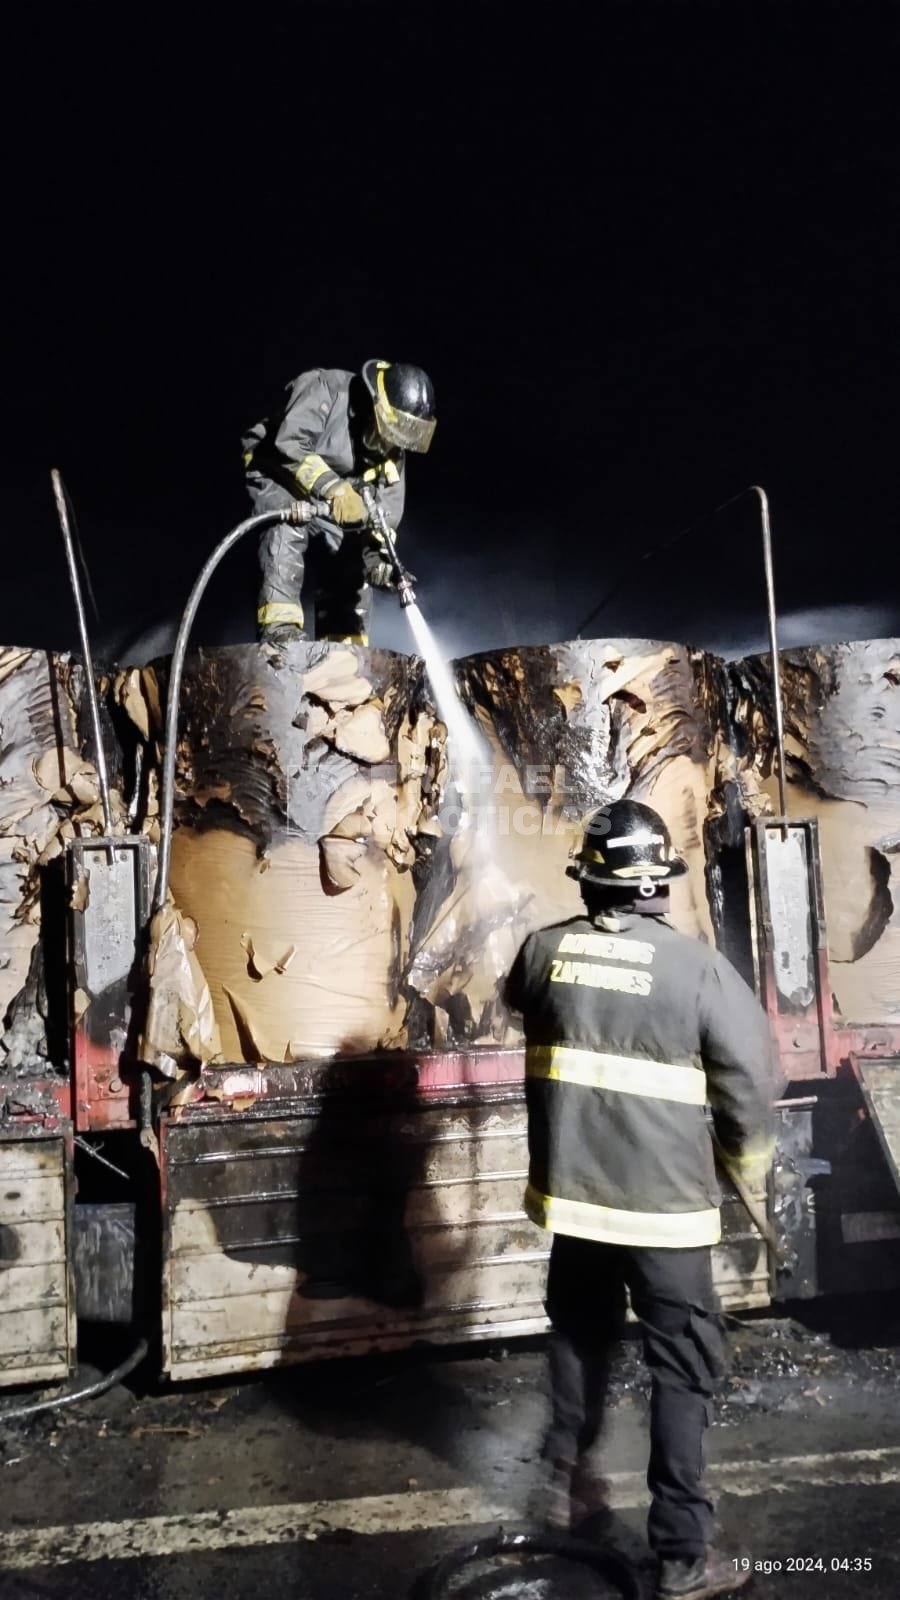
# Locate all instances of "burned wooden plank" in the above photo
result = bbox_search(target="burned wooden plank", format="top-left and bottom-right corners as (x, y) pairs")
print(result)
(161, 1069), (776, 1379)
(855, 1058), (900, 1198)
(0, 1132), (74, 1386)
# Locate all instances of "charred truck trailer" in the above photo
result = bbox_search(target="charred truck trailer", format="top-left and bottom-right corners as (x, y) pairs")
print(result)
(2, 636), (900, 1387)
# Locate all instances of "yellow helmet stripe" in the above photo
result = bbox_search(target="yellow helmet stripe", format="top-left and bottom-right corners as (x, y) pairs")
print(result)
(376, 366), (398, 424)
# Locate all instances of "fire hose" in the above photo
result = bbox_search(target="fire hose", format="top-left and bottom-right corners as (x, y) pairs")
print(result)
(154, 500), (327, 910)
(0, 1338), (150, 1426)
(17, 490), (409, 1415)
(420, 1529), (641, 1600)
(154, 494), (414, 910)
(418, 1162), (779, 1600)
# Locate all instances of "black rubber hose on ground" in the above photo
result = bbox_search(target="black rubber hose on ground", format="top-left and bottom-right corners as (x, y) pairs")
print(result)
(419, 1529), (642, 1600)
(0, 1337), (150, 1425)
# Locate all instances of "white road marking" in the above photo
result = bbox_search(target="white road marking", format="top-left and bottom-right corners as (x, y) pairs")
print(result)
(2, 1445), (900, 1570)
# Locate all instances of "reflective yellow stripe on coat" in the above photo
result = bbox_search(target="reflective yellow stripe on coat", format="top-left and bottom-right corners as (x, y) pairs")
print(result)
(294, 453), (335, 493)
(525, 1183), (722, 1248)
(526, 1044), (707, 1104)
(525, 1043), (719, 1247)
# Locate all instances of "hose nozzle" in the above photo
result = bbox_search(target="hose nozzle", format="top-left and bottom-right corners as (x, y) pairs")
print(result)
(286, 499), (330, 524)
(359, 484), (417, 610)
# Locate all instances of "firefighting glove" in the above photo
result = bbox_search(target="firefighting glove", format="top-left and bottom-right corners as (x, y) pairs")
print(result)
(362, 543), (416, 591)
(362, 547), (397, 590)
(325, 480), (368, 526)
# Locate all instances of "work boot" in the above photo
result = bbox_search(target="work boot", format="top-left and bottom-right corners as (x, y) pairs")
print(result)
(527, 1459), (574, 1531)
(528, 1459), (612, 1533)
(656, 1548), (750, 1600)
(259, 623), (307, 646)
(570, 1461), (612, 1532)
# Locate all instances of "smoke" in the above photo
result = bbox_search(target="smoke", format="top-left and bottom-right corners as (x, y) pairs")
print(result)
(93, 590), (900, 673)
(371, 542), (579, 660)
(379, 580), (900, 667)
(692, 604), (900, 660)
(80, 495), (900, 670)
(103, 616), (179, 668)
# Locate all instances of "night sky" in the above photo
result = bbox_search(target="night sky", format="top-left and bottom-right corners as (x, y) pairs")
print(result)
(4, 1), (899, 665)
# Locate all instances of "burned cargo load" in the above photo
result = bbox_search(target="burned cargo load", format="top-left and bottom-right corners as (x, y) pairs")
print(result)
(118, 641), (448, 1065)
(115, 637), (734, 1065)
(725, 641), (900, 1300)
(0, 646), (141, 1079)
(0, 644), (134, 1385)
(3, 632), (900, 1384)
(139, 637), (770, 1374)
(407, 638), (728, 1048)
(731, 640), (900, 1026)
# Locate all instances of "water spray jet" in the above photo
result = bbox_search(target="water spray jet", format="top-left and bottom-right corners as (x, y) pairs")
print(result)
(404, 601), (486, 783)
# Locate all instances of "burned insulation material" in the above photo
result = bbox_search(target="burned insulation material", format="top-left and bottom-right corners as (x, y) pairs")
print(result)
(140, 899), (222, 1077)
(122, 643), (447, 1064)
(404, 640), (726, 1048)
(0, 647), (130, 1075)
(12, 630), (896, 1071)
(731, 640), (900, 1024)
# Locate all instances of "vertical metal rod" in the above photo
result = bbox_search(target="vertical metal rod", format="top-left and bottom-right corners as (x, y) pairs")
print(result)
(51, 470), (115, 837)
(749, 485), (788, 820)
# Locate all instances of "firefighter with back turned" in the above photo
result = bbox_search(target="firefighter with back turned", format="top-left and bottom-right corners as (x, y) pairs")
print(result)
(505, 798), (776, 1600)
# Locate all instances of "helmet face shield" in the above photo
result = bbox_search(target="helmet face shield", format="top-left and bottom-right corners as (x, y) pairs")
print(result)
(373, 392), (436, 453)
(364, 360), (437, 454)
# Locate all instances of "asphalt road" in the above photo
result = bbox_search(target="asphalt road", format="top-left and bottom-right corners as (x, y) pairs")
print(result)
(1, 1304), (898, 1600)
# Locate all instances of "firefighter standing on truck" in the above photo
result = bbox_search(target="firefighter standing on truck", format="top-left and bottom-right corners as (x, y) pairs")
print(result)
(241, 360), (436, 644)
(505, 798), (775, 1600)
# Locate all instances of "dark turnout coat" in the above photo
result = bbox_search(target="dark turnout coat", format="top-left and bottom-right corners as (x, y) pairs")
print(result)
(505, 911), (775, 1249)
(242, 366), (406, 542)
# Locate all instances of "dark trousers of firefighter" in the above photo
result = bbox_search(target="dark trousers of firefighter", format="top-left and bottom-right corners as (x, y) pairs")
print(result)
(249, 477), (373, 641)
(543, 1234), (724, 1561)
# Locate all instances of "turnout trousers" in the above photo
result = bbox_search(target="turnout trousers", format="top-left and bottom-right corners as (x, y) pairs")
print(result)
(248, 476), (373, 643)
(543, 1233), (725, 1560)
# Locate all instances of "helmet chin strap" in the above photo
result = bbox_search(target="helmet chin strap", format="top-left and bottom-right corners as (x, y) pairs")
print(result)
(639, 876), (656, 898)
(363, 422), (386, 457)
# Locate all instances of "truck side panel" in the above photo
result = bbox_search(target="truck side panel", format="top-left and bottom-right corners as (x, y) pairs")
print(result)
(0, 1132), (75, 1386)
(162, 1092), (770, 1381)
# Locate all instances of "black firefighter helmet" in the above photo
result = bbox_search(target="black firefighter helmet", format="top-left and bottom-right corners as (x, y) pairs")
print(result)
(362, 359), (436, 453)
(567, 799), (687, 891)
